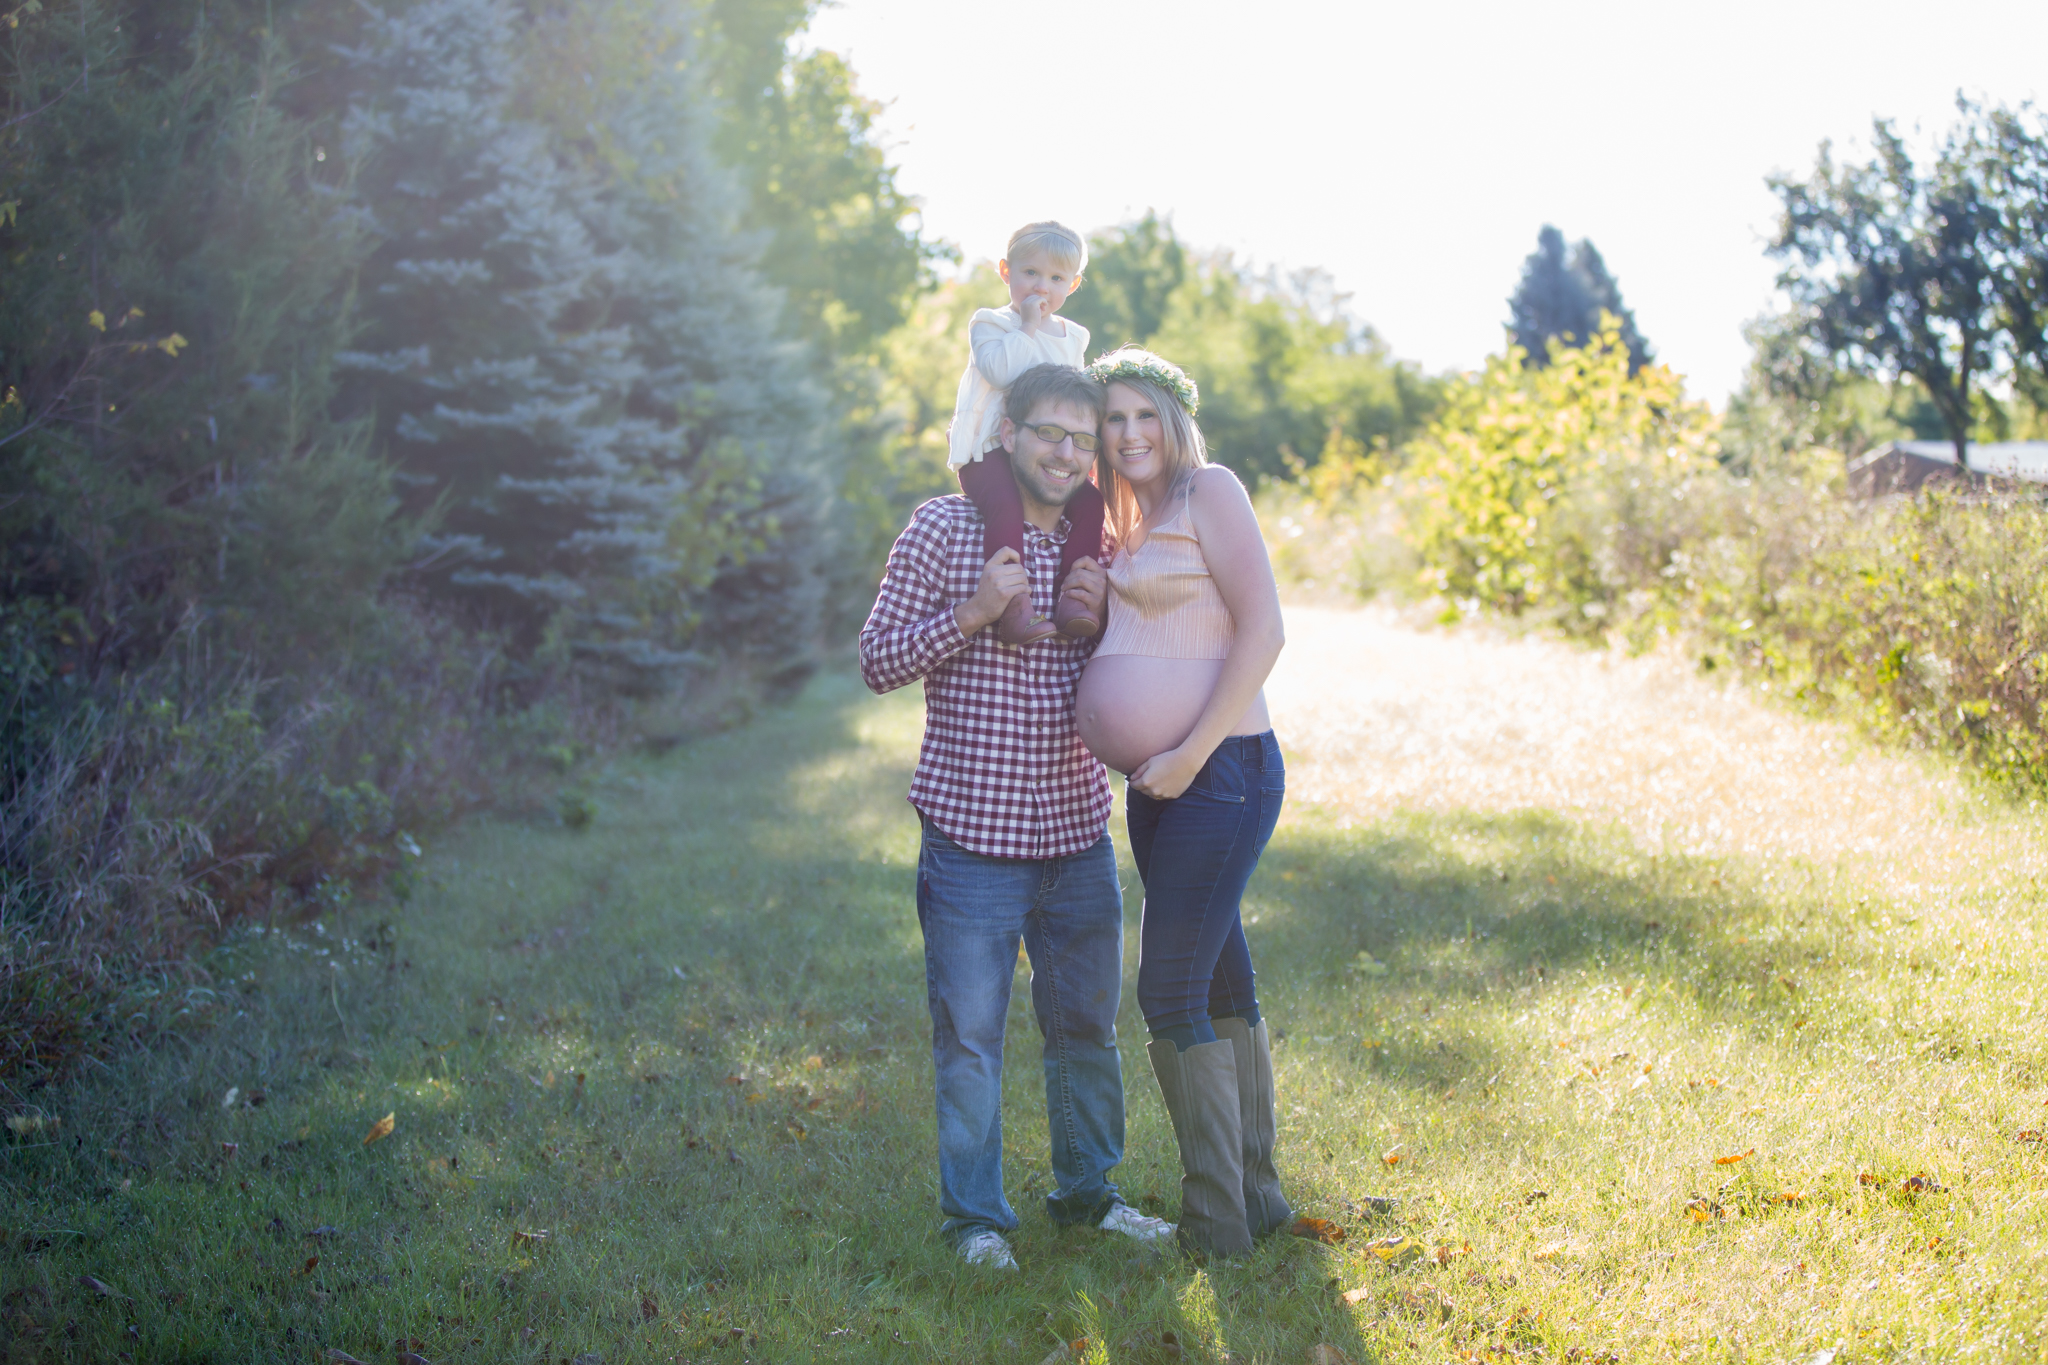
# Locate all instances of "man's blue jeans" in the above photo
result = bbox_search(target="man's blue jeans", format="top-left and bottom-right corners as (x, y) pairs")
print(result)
(915, 819), (1126, 1245)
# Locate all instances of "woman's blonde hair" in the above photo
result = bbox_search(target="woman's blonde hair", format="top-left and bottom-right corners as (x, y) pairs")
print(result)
(1088, 347), (1206, 545)
(1005, 220), (1088, 275)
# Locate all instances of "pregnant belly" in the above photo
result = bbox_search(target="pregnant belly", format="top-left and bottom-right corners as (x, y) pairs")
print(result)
(1076, 655), (1270, 774)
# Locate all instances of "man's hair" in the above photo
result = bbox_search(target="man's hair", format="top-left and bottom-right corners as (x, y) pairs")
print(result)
(1004, 363), (1104, 426)
(1005, 220), (1087, 275)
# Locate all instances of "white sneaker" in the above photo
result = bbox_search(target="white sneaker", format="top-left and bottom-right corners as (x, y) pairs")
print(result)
(1098, 1202), (1176, 1244)
(958, 1229), (1019, 1270)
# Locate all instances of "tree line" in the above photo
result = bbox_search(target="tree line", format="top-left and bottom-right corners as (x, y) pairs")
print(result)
(0, 0), (934, 1075)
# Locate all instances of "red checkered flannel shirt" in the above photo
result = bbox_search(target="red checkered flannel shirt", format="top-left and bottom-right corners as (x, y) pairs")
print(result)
(859, 495), (1112, 860)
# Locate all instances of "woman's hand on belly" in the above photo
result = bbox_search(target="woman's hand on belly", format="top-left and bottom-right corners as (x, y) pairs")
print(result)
(1128, 745), (1203, 800)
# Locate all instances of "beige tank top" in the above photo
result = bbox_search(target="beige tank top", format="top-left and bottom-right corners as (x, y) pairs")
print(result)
(1095, 478), (1234, 661)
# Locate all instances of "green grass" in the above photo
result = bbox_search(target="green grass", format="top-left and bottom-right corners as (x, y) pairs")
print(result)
(5, 668), (2048, 1364)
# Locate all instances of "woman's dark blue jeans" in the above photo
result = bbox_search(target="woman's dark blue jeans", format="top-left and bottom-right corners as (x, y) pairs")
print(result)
(1127, 731), (1284, 1035)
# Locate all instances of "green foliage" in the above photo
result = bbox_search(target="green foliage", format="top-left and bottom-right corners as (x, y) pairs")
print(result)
(699, 0), (942, 360)
(1062, 210), (1189, 353)
(1767, 103), (2044, 468)
(1507, 225), (1653, 371)
(1405, 321), (1720, 622)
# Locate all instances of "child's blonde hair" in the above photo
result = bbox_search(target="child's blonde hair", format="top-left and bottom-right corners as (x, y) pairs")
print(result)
(1005, 220), (1088, 275)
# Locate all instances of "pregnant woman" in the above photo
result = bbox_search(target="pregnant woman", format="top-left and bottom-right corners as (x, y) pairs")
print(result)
(1075, 348), (1290, 1257)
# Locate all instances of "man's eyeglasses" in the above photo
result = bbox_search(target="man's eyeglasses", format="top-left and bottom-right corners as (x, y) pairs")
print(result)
(1023, 422), (1099, 453)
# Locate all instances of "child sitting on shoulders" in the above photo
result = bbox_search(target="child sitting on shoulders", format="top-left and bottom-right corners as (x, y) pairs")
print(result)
(948, 221), (1108, 645)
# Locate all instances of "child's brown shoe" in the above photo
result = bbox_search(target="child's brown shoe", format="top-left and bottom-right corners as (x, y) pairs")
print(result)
(998, 593), (1057, 646)
(1053, 591), (1101, 640)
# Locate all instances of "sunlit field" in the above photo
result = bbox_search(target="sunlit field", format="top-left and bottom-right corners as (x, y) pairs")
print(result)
(5, 609), (2047, 1365)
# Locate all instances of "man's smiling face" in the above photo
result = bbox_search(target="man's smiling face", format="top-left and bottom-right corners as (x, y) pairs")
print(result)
(1002, 397), (1100, 526)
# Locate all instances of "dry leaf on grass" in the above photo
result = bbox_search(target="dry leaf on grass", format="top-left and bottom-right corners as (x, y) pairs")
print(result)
(1381, 1147), (1403, 1167)
(1395, 1284), (1452, 1319)
(363, 1112), (395, 1146)
(2018, 1130), (2044, 1142)
(1533, 1239), (1568, 1261)
(1339, 1285), (1371, 1306)
(1902, 1173), (1947, 1195)
(77, 1275), (125, 1299)
(1857, 1171), (1885, 1189)
(1432, 1241), (1471, 1265)
(512, 1229), (549, 1248)
(1362, 1233), (1420, 1263)
(1713, 1148), (1755, 1166)
(296, 1256), (319, 1276)
(1771, 1190), (1807, 1205)
(1037, 1338), (1089, 1365)
(1290, 1216), (1347, 1245)
(1683, 1198), (1729, 1223)
(1307, 1346), (1358, 1365)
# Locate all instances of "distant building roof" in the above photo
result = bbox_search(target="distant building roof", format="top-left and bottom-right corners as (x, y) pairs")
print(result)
(1847, 440), (2048, 498)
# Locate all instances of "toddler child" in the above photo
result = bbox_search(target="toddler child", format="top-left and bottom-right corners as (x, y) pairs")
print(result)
(948, 221), (1108, 645)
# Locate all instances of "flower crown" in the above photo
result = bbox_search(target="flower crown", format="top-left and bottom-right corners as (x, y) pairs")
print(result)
(1086, 350), (1199, 416)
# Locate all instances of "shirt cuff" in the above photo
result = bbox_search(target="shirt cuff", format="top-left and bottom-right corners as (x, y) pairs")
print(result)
(923, 605), (971, 658)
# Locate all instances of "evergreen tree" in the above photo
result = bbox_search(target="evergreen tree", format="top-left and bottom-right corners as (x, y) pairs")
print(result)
(333, 0), (817, 682)
(1508, 225), (1653, 371)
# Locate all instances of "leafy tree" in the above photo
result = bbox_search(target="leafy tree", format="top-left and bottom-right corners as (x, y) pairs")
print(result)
(1407, 320), (1718, 619)
(698, 0), (941, 362)
(1769, 120), (2001, 472)
(1063, 211), (1189, 356)
(1507, 225), (1653, 371)
(1961, 100), (2048, 412)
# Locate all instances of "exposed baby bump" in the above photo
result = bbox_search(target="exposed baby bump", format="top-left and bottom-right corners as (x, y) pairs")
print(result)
(1077, 655), (1226, 774)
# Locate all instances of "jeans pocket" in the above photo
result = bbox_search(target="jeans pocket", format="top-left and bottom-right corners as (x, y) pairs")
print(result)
(1189, 750), (1247, 804)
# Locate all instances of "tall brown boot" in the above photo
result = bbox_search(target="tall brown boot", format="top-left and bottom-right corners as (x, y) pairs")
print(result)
(1147, 1038), (1253, 1257)
(1214, 1017), (1293, 1238)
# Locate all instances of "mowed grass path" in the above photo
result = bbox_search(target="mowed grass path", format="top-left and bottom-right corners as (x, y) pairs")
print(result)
(6, 609), (2048, 1364)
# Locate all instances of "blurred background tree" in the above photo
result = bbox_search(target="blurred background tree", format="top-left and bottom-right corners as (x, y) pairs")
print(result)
(1507, 224), (1654, 371)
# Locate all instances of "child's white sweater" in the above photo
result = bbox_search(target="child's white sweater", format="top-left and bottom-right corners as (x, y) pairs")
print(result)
(947, 304), (1091, 470)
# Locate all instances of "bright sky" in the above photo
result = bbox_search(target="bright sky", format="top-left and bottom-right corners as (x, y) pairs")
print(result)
(801, 0), (2048, 404)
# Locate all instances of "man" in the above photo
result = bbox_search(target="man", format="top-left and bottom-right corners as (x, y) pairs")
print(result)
(859, 364), (1174, 1268)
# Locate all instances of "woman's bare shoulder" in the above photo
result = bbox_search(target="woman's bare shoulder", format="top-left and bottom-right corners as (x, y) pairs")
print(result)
(1186, 465), (1253, 515)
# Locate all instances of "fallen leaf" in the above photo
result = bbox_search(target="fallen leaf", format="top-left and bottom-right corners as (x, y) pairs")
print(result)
(1289, 1216), (1347, 1245)
(2018, 1130), (2044, 1142)
(1381, 1147), (1403, 1167)
(221, 1087), (239, 1109)
(1524, 1189), (1549, 1205)
(1395, 1285), (1451, 1319)
(1771, 1190), (1806, 1205)
(78, 1275), (124, 1299)
(1361, 1233), (1419, 1263)
(803, 1055), (824, 1070)
(1339, 1285), (1371, 1306)
(1037, 1338), (1089, 1365)
(1901, 1173), (1947, 1195)
(1714, 1148), (1756, 1166)
(1431, 1242), (1471, 1266)
(297, 1256), (319, 1276)
(1533, 1239), (1568, 1261)
(1857, 1171), (1886, 1189)
(639, 1292), (659, 1321)
(363, 1112), (395, 1146)
(512, 1229), (549, 1248)
(1683, 1197), (1727, 1223)
(1306, 1346), (1358, 1365)
(219, 1141), (238, 1159)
